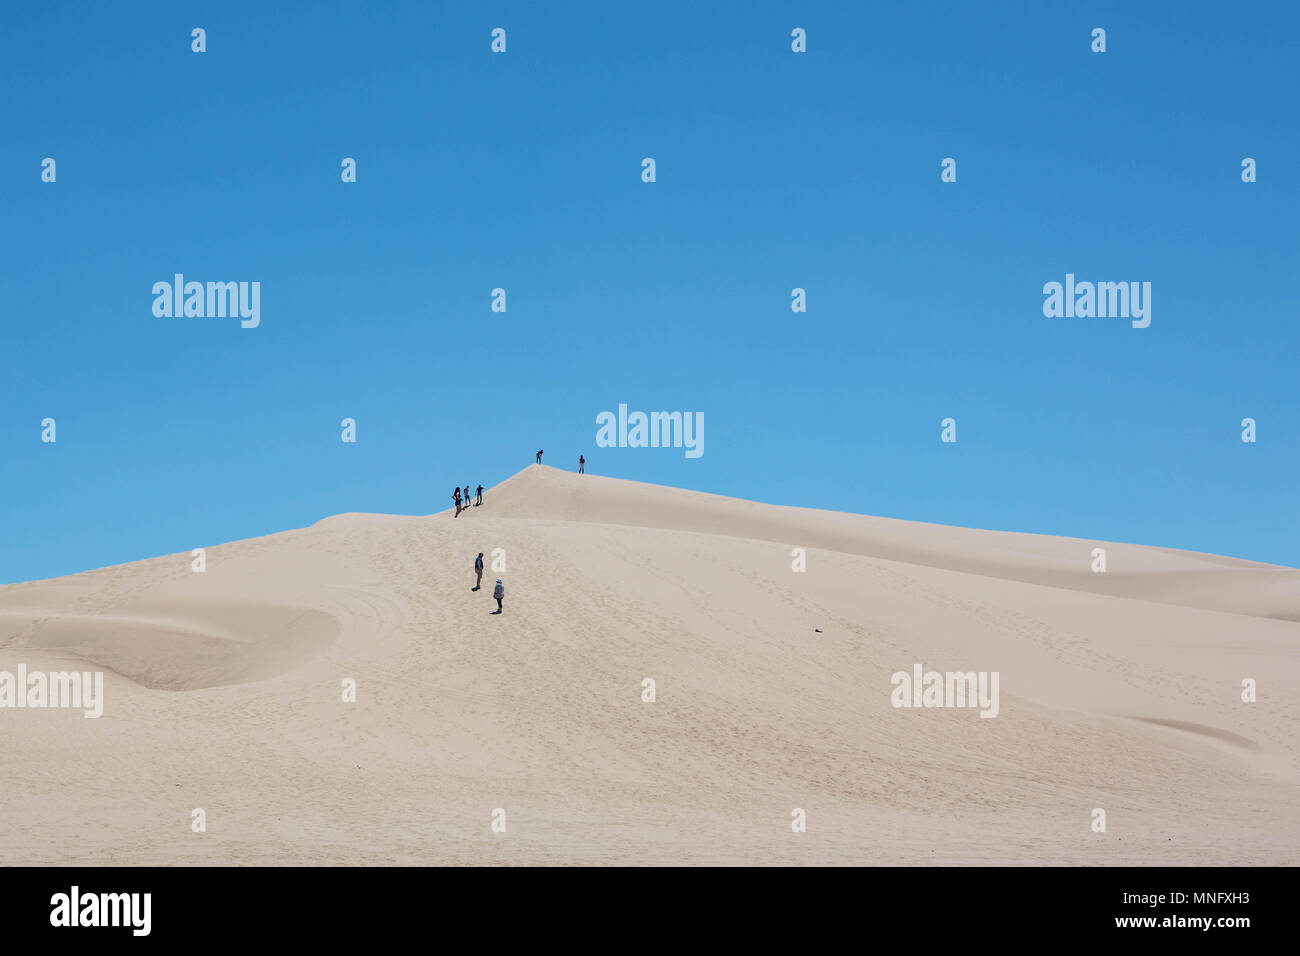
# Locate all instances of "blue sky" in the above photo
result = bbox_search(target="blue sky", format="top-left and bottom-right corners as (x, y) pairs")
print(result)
(2, 1), (1297, 584)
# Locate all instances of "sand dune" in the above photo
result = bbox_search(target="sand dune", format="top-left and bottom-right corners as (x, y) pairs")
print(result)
(1, 465), (1296, 865)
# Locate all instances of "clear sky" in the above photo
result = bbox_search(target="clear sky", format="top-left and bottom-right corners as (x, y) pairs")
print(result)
(3, 1), (1297, 584)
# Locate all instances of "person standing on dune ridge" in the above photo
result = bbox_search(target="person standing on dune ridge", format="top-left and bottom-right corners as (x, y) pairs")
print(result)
(464, 485), (471, 508)
(475, 484), (484, 506)
(578, 454), (585, 474)
(453, 487), (462, 517)
(535, 449), (543, 464)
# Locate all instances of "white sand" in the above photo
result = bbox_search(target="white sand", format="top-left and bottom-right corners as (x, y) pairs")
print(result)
(1, 464), (1296, 865)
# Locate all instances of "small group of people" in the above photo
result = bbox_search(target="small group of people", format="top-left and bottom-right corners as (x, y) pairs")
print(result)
(473, 552), (505, 614)
(535, 448), (586, 474)
(453, 483), (485, 517)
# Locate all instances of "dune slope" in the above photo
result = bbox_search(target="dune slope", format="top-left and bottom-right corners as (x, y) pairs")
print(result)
(1, 465), (1296, 865)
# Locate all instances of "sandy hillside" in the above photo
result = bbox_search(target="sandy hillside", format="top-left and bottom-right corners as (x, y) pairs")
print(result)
(1, 465), (1297, 865)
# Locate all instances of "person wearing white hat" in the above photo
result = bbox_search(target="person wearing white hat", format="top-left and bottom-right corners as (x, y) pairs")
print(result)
(492, 578), (505, 614)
